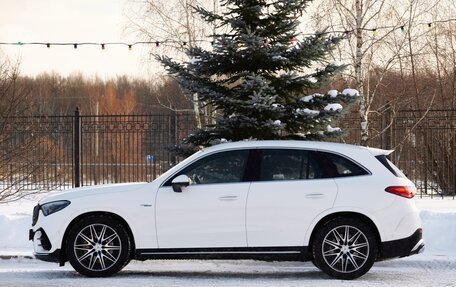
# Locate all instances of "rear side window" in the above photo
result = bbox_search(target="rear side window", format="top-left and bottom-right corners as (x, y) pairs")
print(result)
(375, 155), (407, 178)
(259, 149), (321, 181)
(316, 152), (369, 178)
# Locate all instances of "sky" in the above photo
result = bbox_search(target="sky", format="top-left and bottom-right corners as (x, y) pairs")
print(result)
(0, 0), (153, 79)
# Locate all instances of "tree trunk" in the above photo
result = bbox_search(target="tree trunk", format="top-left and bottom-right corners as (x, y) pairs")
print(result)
(355, 0), (368, 146)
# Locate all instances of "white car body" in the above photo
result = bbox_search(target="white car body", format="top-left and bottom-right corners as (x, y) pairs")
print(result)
(30, 141), (424, 279)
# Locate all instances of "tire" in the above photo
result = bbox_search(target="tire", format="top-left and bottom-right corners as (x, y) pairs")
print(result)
(66, 215), (131, 277)
(312, 217), (377, 280)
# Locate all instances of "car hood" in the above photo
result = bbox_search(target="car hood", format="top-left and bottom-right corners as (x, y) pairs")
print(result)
(38, 182), (150, 204)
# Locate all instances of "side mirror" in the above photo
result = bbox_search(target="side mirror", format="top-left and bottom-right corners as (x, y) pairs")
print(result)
(171, 175), (190, 193)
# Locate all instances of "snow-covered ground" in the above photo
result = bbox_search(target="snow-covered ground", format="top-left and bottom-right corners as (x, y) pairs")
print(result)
(0, 256), (455, 287)
(0, 196), (455, 286)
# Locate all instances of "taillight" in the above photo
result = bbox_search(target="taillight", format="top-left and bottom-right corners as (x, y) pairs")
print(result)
(385, 186), (416, 198)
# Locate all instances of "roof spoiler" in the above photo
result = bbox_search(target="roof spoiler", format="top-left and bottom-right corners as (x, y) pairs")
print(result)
(366, 147), (394, 156)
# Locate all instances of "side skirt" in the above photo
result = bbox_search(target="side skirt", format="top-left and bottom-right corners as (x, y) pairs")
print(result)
(135, 246), (309, 261)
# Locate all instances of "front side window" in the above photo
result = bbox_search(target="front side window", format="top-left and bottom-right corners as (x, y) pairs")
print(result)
(168, 150), (249, 185)
(259, 149), (322, 181)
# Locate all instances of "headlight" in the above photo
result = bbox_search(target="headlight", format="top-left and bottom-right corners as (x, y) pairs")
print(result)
(40, 200), (71, 216)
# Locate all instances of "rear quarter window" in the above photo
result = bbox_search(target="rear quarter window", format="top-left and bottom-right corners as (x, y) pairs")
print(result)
(375, 155), (407, 178)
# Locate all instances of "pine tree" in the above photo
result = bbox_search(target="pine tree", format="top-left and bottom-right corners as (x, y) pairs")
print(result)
(157, 0), (359, 155)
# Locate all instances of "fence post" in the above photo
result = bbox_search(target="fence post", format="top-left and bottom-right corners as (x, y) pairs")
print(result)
(170, 110), (177, 166)
(384, 101), (392, 150)
(73, 107), (81, 188)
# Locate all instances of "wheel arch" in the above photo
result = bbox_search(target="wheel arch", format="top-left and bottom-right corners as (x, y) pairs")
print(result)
(306, 211), (382, 260)
(59, 211), (136, 265)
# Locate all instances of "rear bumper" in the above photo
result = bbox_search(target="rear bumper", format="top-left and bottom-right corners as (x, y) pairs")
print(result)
(380, 228), (424, 260)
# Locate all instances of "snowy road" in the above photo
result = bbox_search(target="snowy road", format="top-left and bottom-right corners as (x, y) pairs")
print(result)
(1, 255), (455, 287)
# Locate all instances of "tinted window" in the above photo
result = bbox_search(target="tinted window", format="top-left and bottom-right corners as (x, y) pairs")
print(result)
(375, 155), (407, 178)
(168, 150), (249, 185)
(316, 152), (369, 178)
(259, 149), (322, 181)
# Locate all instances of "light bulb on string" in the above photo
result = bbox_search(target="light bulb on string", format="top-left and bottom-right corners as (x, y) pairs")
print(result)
(73, 44), (78, 49)
(101, 44), (105, 50)
(400, 26), (405, 33)
(182, 41), (187, 48)
(17, 41), (23, 46)
(263, 39), (269, 47)
(372, 29), (377, 37)
(155, 41), (160, 48)
(289, 36), (294, 43)
(428, 23), (432, 30)
(46, 43), (50, 48)
(128, 44), (132, 51)
(211, 41), (215, 48)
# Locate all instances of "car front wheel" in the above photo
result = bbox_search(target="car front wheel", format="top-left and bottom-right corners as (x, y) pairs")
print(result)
(66, 215), (131, 277)
(312, 217), (377, 280)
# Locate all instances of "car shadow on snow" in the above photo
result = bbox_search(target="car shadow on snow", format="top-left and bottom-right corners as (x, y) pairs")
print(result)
(115, 269), (327, 280)
(29, 269), (393, 283)
(9, 257), (450, 283)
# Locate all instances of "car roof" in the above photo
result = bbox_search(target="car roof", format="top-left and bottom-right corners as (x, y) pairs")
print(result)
(199, 140), (387, 155)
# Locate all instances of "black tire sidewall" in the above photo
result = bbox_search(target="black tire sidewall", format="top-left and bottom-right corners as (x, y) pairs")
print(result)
(312, 217), (377, 280)
(66, 215), (131, 277)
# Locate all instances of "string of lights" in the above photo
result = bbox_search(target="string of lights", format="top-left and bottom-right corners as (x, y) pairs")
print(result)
(1, 18), (455, 50)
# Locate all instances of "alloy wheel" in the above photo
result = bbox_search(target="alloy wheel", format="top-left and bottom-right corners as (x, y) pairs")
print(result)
(73, 223), (122, 271)
(321, 225), (369, 273)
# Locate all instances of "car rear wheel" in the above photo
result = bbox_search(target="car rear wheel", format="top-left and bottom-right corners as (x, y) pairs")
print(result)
(312, 217), (377, 280)
(66, 215), (131, 277)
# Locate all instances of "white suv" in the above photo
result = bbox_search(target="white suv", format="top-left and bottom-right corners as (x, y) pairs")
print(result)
(30, 141), (424, 279)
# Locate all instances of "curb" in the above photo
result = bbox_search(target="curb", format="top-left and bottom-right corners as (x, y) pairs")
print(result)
(0, 255), (34, 260)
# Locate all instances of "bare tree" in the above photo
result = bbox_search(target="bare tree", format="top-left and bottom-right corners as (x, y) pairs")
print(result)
(126, 0), (218, 128)
(0, 56), (52, 202)
(311, 0), (438, 145)
(417, 0), (456, 196)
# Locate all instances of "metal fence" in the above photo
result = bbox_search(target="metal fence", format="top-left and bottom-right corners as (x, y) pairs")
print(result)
(0, 109), (197, 191)
(339, 109), (455, 198)
(0, 109), (454, 198)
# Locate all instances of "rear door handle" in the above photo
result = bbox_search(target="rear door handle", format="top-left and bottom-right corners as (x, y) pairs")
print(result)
(218, 195), (238, 201)
(305, 193), (324, 199)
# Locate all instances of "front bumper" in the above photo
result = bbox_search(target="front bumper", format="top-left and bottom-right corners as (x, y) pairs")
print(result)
(30, 228), (64, 265)
(34, 249), (61, 263)
(380, 228), (424, 260)
(29, 228), (52, 253)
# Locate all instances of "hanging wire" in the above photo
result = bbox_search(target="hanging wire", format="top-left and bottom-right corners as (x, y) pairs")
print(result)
(1, 18), (455, 50)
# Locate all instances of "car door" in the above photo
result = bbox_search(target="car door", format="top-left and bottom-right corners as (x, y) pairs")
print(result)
(246, 149), (338, 247)
(155, 149), (250, 248)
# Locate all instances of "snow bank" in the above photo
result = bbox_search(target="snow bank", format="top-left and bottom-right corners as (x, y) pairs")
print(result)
(0, 214), (33, 250)
(0, 198), (455, 256)
(420, 210), (456, 255)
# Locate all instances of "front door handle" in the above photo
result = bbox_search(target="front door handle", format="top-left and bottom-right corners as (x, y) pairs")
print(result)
(218, 195), (238, 201)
